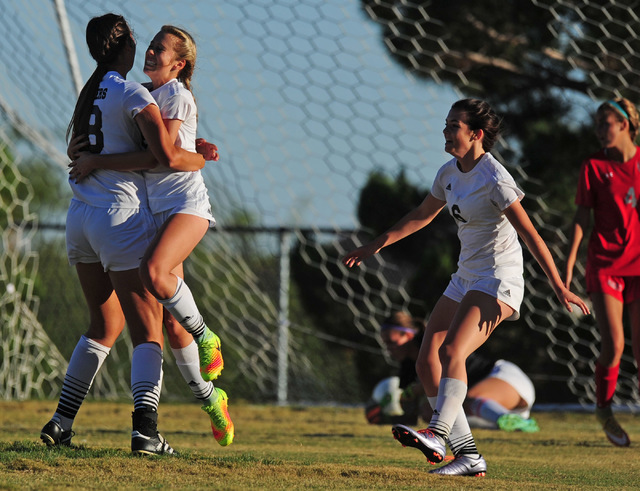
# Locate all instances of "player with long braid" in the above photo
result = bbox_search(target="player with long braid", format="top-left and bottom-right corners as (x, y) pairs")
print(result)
(40, 13), (205, 454)
(69, 25), (233, 445)
(343, 98), (589, 476)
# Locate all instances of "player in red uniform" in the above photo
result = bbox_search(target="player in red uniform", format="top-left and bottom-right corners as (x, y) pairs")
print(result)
(565, 97), (640, 447)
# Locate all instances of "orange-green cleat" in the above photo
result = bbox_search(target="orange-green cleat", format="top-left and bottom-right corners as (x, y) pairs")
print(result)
(202, 388), (234, 446)
(197, 327), (223, 381)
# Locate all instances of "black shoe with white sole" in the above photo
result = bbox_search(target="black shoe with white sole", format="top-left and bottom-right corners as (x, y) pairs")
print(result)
(40, 420), (74, 447)
(131, 408), (175, 456)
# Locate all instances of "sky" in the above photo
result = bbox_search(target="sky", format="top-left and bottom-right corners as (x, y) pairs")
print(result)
(1, 0), (461, 229)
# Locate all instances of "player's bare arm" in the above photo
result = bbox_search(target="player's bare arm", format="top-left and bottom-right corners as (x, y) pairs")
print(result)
(343, 193), (446, 268)
(564, 205), (590, 287)
(504, 200), (590, 316)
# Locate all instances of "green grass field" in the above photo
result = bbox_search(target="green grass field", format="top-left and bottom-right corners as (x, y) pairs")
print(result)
(1, 400), (639, 489)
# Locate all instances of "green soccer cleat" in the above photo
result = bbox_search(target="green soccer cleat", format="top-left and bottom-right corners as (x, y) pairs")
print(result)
(202, 388), (234, 446)
(197, 327), (224, 381)
(496, 413), (540, 433)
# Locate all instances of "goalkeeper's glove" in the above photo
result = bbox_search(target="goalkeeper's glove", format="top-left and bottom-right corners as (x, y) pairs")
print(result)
(365, 400), (391, 424)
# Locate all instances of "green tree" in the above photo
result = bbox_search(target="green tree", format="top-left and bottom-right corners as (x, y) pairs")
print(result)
(360, 0), (639, 212)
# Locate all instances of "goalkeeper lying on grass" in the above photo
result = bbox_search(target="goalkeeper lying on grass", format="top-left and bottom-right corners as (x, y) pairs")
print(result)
(365, 311), (539, 433)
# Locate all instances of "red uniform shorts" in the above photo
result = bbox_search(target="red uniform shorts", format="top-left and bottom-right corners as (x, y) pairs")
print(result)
(586, 272), (640, 304)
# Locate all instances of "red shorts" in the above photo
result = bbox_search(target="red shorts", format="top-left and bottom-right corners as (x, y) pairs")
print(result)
(586, 272), (640, 303)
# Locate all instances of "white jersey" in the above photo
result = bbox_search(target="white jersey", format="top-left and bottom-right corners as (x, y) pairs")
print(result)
(431, 152), (524, 280)
(143, 79), (213, 222)
(69, 71), (156, 208)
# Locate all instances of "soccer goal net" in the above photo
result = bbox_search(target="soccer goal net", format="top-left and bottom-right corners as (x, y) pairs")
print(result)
(1, 0), (638, 409)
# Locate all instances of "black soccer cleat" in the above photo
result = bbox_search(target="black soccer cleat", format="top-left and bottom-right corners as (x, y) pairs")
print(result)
(131, 408), (175, 456)
(40, 420), (74, 447)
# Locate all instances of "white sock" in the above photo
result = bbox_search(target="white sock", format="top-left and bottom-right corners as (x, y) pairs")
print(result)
(427, 396), (438, 412)
(172, 341), (216, 405)
(54, 335), (110, 431)
(428, 394), (478, 456)
(468, 397), (508, 424)
(157, 276), (206, 339)
(429, 378), (468, 440)
(131, 343), (163, 411)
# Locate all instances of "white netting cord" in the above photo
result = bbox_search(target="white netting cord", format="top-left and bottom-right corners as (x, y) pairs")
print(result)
(349, 0), (640, 407)
(0, 122), (67, 400)
(0, 0), (638, 407)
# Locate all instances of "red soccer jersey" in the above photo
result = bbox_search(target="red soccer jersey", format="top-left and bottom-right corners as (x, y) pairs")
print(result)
(575, 147), (640, 275)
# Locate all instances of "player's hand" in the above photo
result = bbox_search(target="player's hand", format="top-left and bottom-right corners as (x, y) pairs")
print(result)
(68, 152), (96, 183)
(196, 138), (219, 161)
(342, 241), (381, 268)
(555, 286), (590, 316)
(67, 134), (89, 160)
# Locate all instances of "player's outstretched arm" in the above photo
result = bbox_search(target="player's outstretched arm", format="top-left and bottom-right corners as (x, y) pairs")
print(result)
(69, 138), (217, 182)
(68, 106), (214, 182)
(135, 104), (204, 171)
(342, 193), (446, 268)
(68, 150), (155, 182)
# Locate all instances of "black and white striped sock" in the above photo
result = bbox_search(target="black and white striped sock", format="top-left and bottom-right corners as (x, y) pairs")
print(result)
(131, 343), (163, 412)
(54, 335), (110, 430)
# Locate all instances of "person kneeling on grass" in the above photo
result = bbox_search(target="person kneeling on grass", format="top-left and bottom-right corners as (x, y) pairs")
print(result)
(365, 311), (539, 433)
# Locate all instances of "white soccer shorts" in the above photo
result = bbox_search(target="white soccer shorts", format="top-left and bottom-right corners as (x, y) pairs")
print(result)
(66, 199), (157, 271)
(487, 359), (536, 417)
(443, 272), (525, 321)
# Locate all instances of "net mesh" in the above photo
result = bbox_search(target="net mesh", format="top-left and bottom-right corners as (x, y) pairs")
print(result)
(0, 0), (638, 407)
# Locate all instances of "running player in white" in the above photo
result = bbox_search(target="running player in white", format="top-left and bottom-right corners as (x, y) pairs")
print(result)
(68, 26), (233, 446)
(40, 13), (205, 455)
(343, 98), (590, 476)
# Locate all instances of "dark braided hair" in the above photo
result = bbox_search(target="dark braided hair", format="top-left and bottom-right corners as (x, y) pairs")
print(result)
(66, 14), (133, 143)
(451, 99), (503, 152)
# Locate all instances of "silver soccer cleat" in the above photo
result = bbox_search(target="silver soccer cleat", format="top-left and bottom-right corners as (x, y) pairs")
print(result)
(430, 454), (487, 477)
(391, 424), (446, 464)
